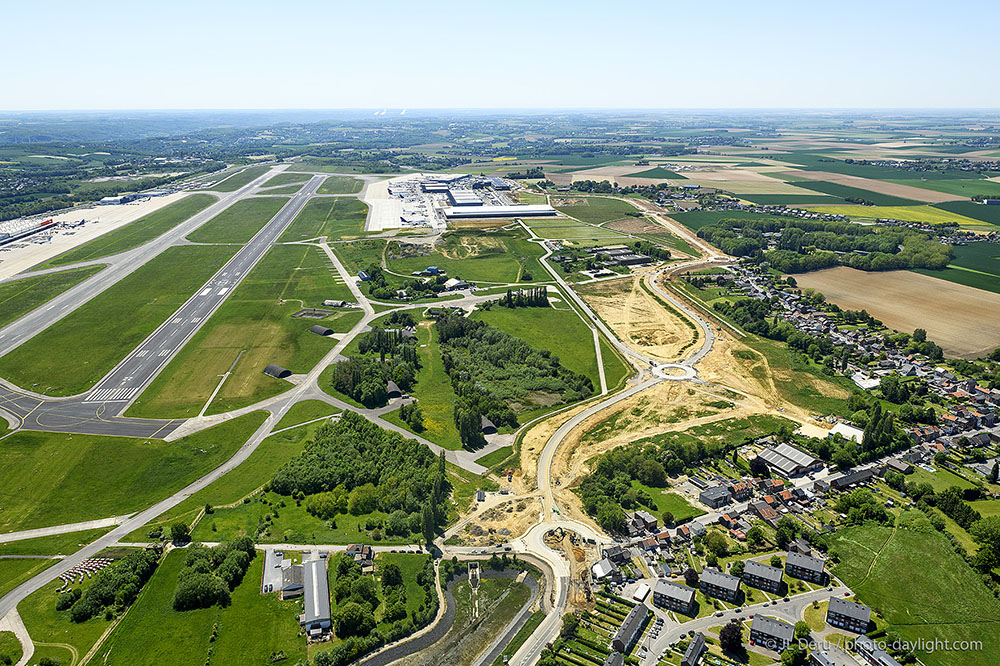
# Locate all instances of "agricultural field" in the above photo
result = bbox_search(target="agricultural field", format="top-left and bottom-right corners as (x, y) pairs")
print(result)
(628, 166), (686, 179)
(792, 179), (921, 205)
(794, 266), (1000, 358)
(204, 164), (271, 192)
(279, 196), (368, 242)
(830, 524), (1000, 666)
(932, 201), (1000, 226)
(0, 264), (102, 329)
(552, 196), (639, 225)
(186, 196), (289, 243)
(317, 175), (363, 194)
(40, 193), (217, 267)
(806, 204), (984, 227)
(912, 241), (1000, 294)
(128, 244), (357, 418)
(888, 178), (1000, 198)
(0, 412), (266, 533)
(0, 244), (239, 396)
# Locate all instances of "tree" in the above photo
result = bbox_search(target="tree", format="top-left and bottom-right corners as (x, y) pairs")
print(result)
(661, 511), (675, 527)
(749, 457), (770, 477)
(730, 560), (745, 577)
(334, 601), (375, 637)
(913, 328), (927, 343)
(990, 462), (998, 484)
(746, 526), (765, 548)
(683, 568), (699, 587)
(970, 516), (1000, 572)
(169, 522), (190, 544)
(421, 504), (436, 548)
(794, 621), (811, 640)
(781, 644), (807, 666)
(704, 532), (730, 557)
(381, 562), (402, 587)
(770, 555), (782, 568)
(560, 613), (579, 639)
(719, 621), (743, 652)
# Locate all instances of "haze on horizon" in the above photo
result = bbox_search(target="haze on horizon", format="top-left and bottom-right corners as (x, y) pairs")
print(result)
(3, 0), (999, 111)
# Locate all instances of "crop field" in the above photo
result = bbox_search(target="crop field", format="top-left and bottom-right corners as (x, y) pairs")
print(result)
(317, 175), (363, 194)
(260, 172), (310, 188)
(95, 551), (305, 666)
(0, 413), (266, 533)
(0, 265), (102, 329)
(128, 245), (356, 418)
(932, 201), (1000, 226)
(913, 241), (1000, 294)
(279, 196), (368, 242)
(205, 164), (270, 192)
(806, 204), (984, 226)
(186, 196), (289, 243)
(41, 193), (217, 267)
(888, 178), (1000, 198)
(627, 166), (686, 179)
(668, 209), (778, 230)
(792, 179), (921, 205)
(830, 524), (1000, 666)
(771, 151), (984, 180)
(552, 196), (639, 225)
(740, 193), (843, 206)
(795, 266), (1000, 358)
(386, 230), (546, 283)
(0, 244), (239, 395)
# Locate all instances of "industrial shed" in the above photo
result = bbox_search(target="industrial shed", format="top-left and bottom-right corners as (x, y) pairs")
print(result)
(264, 364), (292, 379)
(309, 324), (334, 336)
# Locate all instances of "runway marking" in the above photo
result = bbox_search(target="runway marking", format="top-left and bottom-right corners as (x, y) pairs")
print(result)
(191, 317), (201, 323)
(171, 317), (182, 323)
(200, 288), (211, 296)
(157, 349), (171, 357)
(84, 387), (140, 403)
(136, 350), (149, 358)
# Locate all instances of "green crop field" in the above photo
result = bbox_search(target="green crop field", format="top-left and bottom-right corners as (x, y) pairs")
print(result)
(128, 245), (356, 418)
(772, 152), (987, 180)
(807, 204), (986, 227)
(186, 196), (288, 243)
(830, 524), (1000, 666)
(317, 175), (363, 194)
(0, 413), (266, 533)
(0, 244), (238, 396)
(669, 209), (779, 231)
(386, 231), (546, 283)
(261, 172), (310, 188)
(95, 551), (305, 666)
(740, 193), (843, 206)
(205, 165), (270, 192)
(553, 197), (638, 225)
(792, 180), (921, 206)
(40, 193), (217, 267)
(280, 196), (368, 242)
(888, 178), (1000, 198)
(913, 241), (1000, 294)
(0, 265), (102, 329)
(628, 166), (686, 179)
(932, 201), (1000, 226)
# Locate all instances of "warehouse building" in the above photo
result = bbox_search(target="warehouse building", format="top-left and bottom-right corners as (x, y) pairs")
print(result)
(300, 559), (332, 638)
(443, 204), (557, 219)
(447, 189), (483, 206)
(756, 442), (823, 477)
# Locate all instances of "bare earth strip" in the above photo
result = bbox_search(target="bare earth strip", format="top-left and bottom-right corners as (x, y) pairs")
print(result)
(794, 267), (1000, 359)
(783, 171), (963, 203)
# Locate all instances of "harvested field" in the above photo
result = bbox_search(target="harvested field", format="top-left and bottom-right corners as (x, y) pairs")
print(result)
(784, 171), (962, 203)
(795, 267), (1000, 358)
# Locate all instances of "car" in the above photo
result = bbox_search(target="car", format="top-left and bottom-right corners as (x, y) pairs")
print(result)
(763, 602), (769, 607)
(844, 591), (850, 596)
(735, 607), (742, 613)
(784, 597), (790, 602)
(715, 611), (723, 617)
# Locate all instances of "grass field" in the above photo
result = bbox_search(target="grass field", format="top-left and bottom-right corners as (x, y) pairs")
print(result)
(0, 528), (111, 557)
(128, 244), (355, 418)
(274, 400), (339, 430)
(932, 201), (1000, 226)
(628, 166), (686, 179)
(888, 178), (1000, 198)
(793, 180), (921, 206)
(553, 197), (638, 225)
(127, 422), (320, 541)
(258, 184), (302, 195)
(475, 446), (515, 468)
(206, 165), (270, 192)
(0, 558), (57, 600)
(279, 197), (368, 242)
(186, 196), (288, 243)
(96, 551), (306, 666)
(317, 175), (363, 194)
(912, 241), (1000, 294)
(830, 524), (1000, 666)
(907, 466), (978, 492)
(470, 305), (602, 388)
(630, 481), (705, 522)
(0, 631), (21, 665)
(40, 193), (217, 267)
(601, 337), (633, 391)
(261, 172), (311, 188)
(386, 230), (546, 283)
(742, 336), (855, 416)
(493, 610), (544, 666)
(669, 209), (779, 231)
(0, 265), (103, 329)
(807, 204), (985, 226)
(0, 244), (238, 396)
(740, 193), (843, 206)
(0, 413), (266, 533)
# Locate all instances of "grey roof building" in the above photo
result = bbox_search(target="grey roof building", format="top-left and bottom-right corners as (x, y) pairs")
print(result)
(653, 579), (696, 614)
(749, 615), (794, 651)
(603, 652), (625, 666)
(611, 604), (647, 653)
(826, 596), (872, 633)
(699, 486), (733, 508)
(699, 567), (741, 602)
(682, 631), (706, 666)
(855, 635), (902, 666)
(300, 559), (332, 637)
(743, 559), (783, 593)
(757, 442), (822, 477)
(785, 551), (826, 583)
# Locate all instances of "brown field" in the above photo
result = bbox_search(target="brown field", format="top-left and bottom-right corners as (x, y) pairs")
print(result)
(785, 171), (963, 203)
(795, 267), (1000, 359)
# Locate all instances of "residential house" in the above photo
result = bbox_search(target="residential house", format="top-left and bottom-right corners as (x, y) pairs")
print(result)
(826, 596), (871, 634)
(785, 551), (825, 584)
(682, 632), (706, 666)
(749, 615), (794, 651)
(653, 579), (696, 614)
(743, 559), (783, 594)
(855, 635), (902, 666)
(699, 568), (742, 602)
(728, 481), (753, 501)
(699, 486), (733, 509)
(611, 604), (647, 653)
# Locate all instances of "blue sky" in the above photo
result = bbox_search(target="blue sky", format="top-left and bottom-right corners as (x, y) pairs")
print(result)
(2, 0), (998, 110)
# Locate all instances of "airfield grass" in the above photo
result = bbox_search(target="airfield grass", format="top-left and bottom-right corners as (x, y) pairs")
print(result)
(553, 197), (639, 225)
(126, 422), (321, 541)
(274, 399), (339, 430)
(0, 412), (266, 533)
(205, 164), (270, 192)
(0, 631), (21, 665)
(40, 193), (217, 267)
(829, 524), (1000, 666)
(912, 241), (1000, 294)
(386, 230), (546, 283)
(0, 528), (112, 557)
(470, 305), (602, 389)
(186, 196), (288, 243)
(257, 184), (302, 195)
(0, 558), (58, 600)
(128, 244), (356, 418)
(932, 201), (1000, 226)
(793, 180), (921, 206)
(888, 178), (1000, 198)
(0, 244), (238, 396)
(317, 175), (363, 194)
(96, 550), (306, 666)
(807, 204), (985, 227)
(261, 172), (311, 188)
(280, 197), (368, 242)
(18, 571), (115, 666)
(475, 446), (515, 469)
(628, 166), (686, 179)
(0, 265), (103, 329)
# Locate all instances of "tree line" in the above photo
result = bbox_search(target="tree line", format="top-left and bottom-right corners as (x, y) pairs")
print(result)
(173, 538), (256, 611)
(60, 547), (160, 623)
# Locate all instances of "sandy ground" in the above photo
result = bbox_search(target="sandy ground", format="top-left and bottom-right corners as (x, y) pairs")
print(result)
(576, 274), (699, 363)
(451, 498), (542, 547)
(0, 192), (191, 280)
(517, 400), (597, 491)
(782, 171), (963, 203)
(795, 267), (1000, 359)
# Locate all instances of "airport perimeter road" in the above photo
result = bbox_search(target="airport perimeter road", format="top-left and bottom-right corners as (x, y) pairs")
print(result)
(0, 175), (324, 438)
